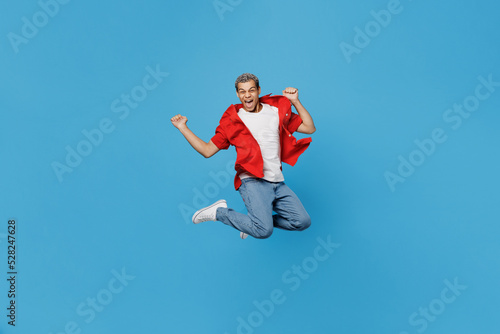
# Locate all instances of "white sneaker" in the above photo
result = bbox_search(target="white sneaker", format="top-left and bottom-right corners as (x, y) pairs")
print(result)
(192, 200), (227, 224)
(240, 232), (248, 239)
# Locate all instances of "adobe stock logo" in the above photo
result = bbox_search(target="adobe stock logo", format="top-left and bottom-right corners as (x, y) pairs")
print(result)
(385, 74), (499, 192)
(213, 0), (243, 21)
(223, 235), (341, 334)
(339, 0), (416, 64)
(51, 64), (169, 183)
(48, 267), (135, 334)
(7, 0), (71, 54)
(178, 159), (235, 224)
(398, 277), (467, 334)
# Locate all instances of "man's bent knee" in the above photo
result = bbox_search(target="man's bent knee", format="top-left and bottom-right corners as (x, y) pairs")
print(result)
(295, 213), (311, 231)
(254, 226), (273, 239)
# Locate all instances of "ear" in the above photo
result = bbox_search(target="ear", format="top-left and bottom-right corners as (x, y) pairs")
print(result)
(258, 86), (261, 95)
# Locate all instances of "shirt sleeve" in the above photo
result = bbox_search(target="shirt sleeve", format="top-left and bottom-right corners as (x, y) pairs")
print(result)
(210, 123), (230, 150)
(287, 112), (303, 134)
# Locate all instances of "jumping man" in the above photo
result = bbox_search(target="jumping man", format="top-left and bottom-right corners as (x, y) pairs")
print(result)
(171, 73), (316, 239)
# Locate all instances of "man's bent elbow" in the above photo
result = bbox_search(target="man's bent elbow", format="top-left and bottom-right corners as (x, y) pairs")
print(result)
(202, 149), (214, 158)
(304, 126), (316, 134)
(202, 143), (219, 158)
(203, 152), (214, 158)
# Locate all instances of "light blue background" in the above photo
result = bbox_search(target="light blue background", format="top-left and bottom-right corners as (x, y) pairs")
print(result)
(1, 0), (499, 333)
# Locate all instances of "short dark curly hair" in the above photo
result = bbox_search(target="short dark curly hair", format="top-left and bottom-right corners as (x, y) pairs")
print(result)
(235, 73), (259, 91)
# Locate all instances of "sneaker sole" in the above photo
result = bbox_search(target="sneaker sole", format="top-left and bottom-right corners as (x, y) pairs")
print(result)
(192, 199), (227, 224)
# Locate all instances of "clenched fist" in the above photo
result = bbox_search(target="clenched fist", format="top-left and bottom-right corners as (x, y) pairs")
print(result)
(171, 114), (188, 129)
(282, 87), (299, 103)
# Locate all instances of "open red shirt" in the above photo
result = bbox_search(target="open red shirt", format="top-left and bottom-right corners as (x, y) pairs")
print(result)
(211, 94), (312, 190)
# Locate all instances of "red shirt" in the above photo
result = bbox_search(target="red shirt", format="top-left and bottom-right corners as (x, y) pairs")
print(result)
(211, 94), (312, 190)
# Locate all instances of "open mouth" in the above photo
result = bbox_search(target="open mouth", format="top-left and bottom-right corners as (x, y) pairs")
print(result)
(244, 99), (253, 109)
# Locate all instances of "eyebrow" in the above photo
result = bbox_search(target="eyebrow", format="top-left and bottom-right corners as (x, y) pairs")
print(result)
(238, 87), (256, 91)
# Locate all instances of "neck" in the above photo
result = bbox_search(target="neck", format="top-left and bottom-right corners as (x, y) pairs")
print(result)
(250, 102), (262, 113)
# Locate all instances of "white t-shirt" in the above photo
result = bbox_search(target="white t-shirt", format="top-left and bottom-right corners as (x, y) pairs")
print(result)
(238, 103), (284, 182)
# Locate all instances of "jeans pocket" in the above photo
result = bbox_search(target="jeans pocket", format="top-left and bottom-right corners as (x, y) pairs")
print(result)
(238, 180), (253, 206)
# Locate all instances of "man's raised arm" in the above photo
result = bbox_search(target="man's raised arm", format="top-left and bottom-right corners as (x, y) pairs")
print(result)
(282, 87), (316, 134)
(171, 114), (220, 158)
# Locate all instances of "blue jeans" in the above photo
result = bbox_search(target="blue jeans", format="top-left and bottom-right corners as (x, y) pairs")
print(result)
(216, 178), (311, 239)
